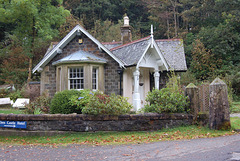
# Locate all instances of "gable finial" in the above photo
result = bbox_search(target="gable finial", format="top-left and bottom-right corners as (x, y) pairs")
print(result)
(151, 24), (153, 37)
(151, 24), (154, 48)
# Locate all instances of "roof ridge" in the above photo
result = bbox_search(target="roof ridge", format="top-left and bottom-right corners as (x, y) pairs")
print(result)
(102, 41), (122, 45)
(155, 38), (182, 42)
(110, 36), (151, 51)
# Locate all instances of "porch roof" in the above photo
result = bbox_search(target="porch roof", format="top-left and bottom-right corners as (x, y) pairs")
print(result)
(109, 37), (187, 71)
(110, 36), (151, 66)
(156, 39), (187, 71)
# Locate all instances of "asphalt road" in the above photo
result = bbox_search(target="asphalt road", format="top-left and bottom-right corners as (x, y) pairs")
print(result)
(0, 134), (240, 161)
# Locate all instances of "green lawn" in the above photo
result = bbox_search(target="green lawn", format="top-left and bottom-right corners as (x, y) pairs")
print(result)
(231, 102), (240, 113)
(0, 108), (23, 114)
(231, 117), (240, 130)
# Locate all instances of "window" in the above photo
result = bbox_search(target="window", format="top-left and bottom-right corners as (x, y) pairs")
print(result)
(68, 67), (84, 90)
(92, 67), (98, 90)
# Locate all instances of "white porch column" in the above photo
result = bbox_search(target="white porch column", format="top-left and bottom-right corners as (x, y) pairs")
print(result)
(133, 68), (141, 111)
(154, 70), (160, 90)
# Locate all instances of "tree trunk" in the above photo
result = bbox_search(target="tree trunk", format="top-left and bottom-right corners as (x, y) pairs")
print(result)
(166, 12), (170, 39)
(173, 6), (177, 37)
(27, 58), (33, 83)
(27, 17), (36, 82)
(170, 0), (178, 37)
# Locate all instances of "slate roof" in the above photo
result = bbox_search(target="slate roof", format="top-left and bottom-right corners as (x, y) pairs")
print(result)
(110, 36), (151, 66)
(52, 50), (107, 65)
(36, 24), (187, 72)
(106, 37), (187, 71)
(156, 39), (187, 71)
(102, 41), (122, 50)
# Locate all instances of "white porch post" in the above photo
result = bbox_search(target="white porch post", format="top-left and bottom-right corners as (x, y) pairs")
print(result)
(154, 70), (160, 90)
(133, 68), (141, 111)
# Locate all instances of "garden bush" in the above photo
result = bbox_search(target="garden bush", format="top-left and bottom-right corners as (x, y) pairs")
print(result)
(24, 91), (51, 114)
(7, 90), (22, 102)
(82, 91), (132, 115)
(0, 88), (10, 98)
(180, 70), (198, 86)
(144, 72), (189, 113)
(69, 89), (93, 111)
(50, 90), (82, 114)
(50, 89), (93, 114)
(144, 88), (189, 113)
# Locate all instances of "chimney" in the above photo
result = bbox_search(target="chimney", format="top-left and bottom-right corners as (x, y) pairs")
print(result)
(121, 14), (132, 44)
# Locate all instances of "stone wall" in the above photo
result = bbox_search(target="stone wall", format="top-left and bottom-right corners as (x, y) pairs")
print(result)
(0, 113), (193, 132)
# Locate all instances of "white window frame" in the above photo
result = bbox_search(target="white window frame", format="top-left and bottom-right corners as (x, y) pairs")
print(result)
(68, 67), (84, 90)
(92, 67), (98, 90)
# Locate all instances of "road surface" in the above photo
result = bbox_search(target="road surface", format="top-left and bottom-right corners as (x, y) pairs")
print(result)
(0, 134), (240, 161)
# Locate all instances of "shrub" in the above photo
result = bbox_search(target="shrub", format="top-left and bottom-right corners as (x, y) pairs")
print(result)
(82, 92), (132, 115)
(7, 90), (22, 102)
(180, 70), (198, 86)
(144, 88), (189, 113)
(69, 89), (93, 111)
(24, 91), (51, 114)
(144, 72), (189, 113)
(34, 108), (42, 115)
(0, 88), (10, 98)
(50, 89), (89, 114)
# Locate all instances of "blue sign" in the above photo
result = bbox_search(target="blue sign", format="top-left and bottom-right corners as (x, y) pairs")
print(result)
(0, 121), (27, 129)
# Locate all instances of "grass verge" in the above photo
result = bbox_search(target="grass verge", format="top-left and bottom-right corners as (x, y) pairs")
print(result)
(231, 102), (240, 113)
(0, 124), (239, 147)
(0, 108), (23, 114)
(231, 117), (240, 130)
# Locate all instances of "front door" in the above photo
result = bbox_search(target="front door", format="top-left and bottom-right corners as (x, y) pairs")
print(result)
(139, 68), (150, 108)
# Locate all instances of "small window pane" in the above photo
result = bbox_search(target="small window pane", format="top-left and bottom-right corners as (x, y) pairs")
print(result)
(69, 67), (84, 90)
(92, 67), (98, 90)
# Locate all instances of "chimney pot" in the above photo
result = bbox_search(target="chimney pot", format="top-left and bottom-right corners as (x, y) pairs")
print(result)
(124, 16), (129, 26)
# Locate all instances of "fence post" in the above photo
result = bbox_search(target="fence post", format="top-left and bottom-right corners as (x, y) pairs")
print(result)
(209, 78), (231, 130)
(185, 83), (199, 117)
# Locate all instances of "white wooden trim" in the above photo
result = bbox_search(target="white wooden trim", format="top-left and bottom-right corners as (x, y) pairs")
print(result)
(92, 67), (98, 90)
(33, 25), (125, 73)
(152, 39), (169, 71)
(136, 38), (169, 71)
(136, 42), (151, 68)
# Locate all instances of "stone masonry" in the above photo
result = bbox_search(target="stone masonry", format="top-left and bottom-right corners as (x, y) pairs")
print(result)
(0, 113), (193, 132)
(41, 35), (121, 97)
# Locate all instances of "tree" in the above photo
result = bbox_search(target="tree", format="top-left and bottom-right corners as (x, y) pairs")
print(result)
(144, 0), (186, 39)
(0, 35), (28, 85)
(90, 19), (141, 42)
(0, 0), (70, 82)
(63, 0), (150, 36)
(190, 39), (221, 80)
(198, 14), (240, 68)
